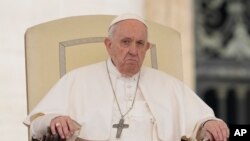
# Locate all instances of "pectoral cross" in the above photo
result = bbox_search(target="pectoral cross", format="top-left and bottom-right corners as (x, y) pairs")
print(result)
(112, 118), (129, 138)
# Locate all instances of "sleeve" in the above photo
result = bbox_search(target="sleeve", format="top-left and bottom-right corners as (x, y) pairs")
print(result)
(174, 80), (217, 140)
(30, 114), (61, 140)
(23, 71), (74, 126)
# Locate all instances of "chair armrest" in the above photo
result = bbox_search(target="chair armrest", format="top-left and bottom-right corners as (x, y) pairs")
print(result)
(32, 127), (66, 141)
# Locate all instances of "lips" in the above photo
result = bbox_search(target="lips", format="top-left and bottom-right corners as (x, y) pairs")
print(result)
(128, 59), (136, 61)
(125, 57), (138, 61)
(125, 59), (138, 63)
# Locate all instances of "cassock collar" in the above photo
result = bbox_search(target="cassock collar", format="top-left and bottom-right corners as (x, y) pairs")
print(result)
(107, 58), (140, 81)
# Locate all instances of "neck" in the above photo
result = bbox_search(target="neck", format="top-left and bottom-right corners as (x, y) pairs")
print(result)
(121, 72), (138, 78)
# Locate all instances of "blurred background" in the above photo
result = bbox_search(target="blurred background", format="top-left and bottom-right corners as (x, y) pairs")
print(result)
(0, 0), (249, 140)
(194, 0), (250, 125)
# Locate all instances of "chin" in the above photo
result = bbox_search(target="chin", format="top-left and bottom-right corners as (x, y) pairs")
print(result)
(120, 64), (140, 75)
(125, 68), (139, 76)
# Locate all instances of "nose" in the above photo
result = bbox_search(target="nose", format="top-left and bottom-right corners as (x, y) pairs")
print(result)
(128, 43), (138, 55)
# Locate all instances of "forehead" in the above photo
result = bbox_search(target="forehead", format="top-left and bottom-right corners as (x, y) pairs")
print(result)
(115, 19), (147, 28)
(114, 20), (148, 39)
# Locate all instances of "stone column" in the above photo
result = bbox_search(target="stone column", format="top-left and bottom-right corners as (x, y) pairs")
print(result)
(236, 86), (247, 124)
(217, 86), (228, 122)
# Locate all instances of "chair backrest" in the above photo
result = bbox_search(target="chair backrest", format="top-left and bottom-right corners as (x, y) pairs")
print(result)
(25, 15), (183, 113)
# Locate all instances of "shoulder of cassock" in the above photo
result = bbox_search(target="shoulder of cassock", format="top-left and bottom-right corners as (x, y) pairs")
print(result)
(23, 61), (107, 125)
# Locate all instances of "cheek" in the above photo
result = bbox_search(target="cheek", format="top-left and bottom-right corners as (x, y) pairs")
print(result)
(139, 50), (147, 59)
(109, 45), (119, 57)
(111, 48), (124, 62)
(118, 49), (129, 58)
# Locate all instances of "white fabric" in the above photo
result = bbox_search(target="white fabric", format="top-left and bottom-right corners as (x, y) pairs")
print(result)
(31, 114), (61, 139)
(108, 60), (154, 140)
(24, 59), (216, 141)
(110, 98), (154, 141)
(108, 13), (147, 30)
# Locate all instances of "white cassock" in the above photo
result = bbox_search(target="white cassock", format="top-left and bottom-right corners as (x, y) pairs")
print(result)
(24, 58), (216, 141)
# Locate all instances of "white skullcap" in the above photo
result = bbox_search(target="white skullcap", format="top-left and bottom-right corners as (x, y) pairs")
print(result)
(109, 13), (147, 30)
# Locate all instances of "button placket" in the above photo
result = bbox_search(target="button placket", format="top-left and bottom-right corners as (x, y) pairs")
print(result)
(126, 80), (137, 101)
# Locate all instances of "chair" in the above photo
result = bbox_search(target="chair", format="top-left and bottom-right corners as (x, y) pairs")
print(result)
(25, 15), (183, 140)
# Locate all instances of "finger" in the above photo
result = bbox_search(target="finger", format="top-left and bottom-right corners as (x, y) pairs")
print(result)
(66, 118), (75, 135)
(215, 125), (223, 141)
(219, 124), (229, 140)
(221, 121), (230, 138)
(221, 128), (227, 140)
(61, 120), (71, 139)
(206, 126), (220, 141)
(224, 123), (230, 138)
(50, 121), (57, 135)
(216, 121), (229, 140)
(55, 122), (65, 139)
(204, 130), (213, 141)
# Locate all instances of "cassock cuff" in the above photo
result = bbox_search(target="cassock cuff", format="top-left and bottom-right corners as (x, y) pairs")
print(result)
(191, 117), (219, 141)
(30, 113), (61, 140)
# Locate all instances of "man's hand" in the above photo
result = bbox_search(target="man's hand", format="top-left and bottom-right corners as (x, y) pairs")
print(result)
(50, 116), (79, 139)
(199, 120), (229, 141)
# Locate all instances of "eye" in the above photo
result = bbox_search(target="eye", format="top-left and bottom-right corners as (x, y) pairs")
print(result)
(121, 39), (131, 46)
(137, 41), (145, 47)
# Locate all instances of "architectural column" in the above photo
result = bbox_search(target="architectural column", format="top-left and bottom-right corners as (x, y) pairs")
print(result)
(237, 86), (247, 124)
(145, 0), (195, 89)
(217, 86), (228, 122)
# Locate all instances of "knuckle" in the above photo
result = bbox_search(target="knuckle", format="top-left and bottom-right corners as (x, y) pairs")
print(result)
(61, 124), (67, 129)
(51, 119), (56, 124)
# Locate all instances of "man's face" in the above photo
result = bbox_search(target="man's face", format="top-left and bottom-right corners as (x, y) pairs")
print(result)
(105, 20), (150, 77)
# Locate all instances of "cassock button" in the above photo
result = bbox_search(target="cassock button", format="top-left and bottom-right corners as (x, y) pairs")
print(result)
(129, 96), (133, 101)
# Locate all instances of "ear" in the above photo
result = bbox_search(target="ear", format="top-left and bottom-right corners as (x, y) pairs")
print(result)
(104, 37), (112, 55)
(104, 37), (112, 49)
(145, 42), (151, 51)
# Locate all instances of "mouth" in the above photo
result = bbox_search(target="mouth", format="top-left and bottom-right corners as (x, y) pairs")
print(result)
(126, 59), (138, 63)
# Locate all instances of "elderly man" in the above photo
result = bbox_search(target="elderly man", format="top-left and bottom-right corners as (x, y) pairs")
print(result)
(24, 14), (229, 141)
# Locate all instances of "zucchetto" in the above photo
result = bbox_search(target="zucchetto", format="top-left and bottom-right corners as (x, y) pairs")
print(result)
(109, 13), (147, 30)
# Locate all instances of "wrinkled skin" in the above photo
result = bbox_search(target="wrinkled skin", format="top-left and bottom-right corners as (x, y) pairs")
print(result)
(104, 19), (150, 77)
